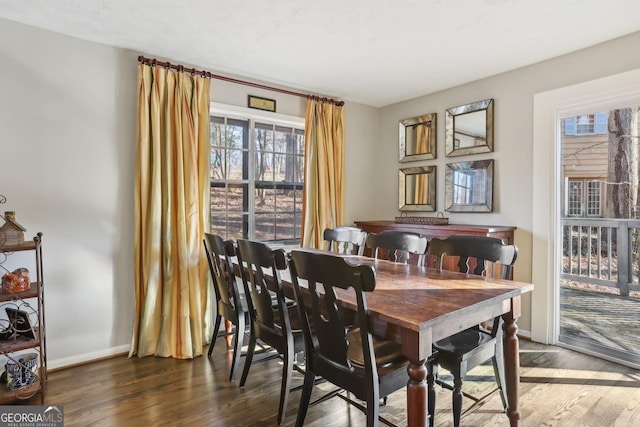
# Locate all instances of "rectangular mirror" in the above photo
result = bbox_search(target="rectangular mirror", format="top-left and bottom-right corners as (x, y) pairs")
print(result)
(445, 159), (493, 212)
(445, 99), (493, 157)
(399, 166), (436, 211)
(399, 113), (436, 162)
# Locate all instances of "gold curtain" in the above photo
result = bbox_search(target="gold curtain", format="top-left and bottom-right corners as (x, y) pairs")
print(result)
(416, 122), (430, 154)
(301, 99), (345, 248)
(130, 64), (211, 359)
(414, 173), (429, 204)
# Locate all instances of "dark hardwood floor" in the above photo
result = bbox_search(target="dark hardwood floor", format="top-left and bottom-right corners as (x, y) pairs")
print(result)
(17, 338), (640, 426)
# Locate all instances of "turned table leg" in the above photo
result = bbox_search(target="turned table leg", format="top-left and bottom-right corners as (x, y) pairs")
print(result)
(407, 359), (428, 427)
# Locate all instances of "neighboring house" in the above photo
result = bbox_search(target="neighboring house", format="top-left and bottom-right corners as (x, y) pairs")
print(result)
(561, 112), (609, 218)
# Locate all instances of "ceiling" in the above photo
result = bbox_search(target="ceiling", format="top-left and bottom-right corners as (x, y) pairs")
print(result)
(2, 0), (640, 107)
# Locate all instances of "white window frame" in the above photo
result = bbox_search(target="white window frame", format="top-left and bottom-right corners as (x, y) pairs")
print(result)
(210, 102), (305, 242)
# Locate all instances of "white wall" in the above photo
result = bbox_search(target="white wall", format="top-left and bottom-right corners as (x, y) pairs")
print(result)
(0, 19), (138, 368)
(3, 17), (639, 367)
(375, 31), (640, 334)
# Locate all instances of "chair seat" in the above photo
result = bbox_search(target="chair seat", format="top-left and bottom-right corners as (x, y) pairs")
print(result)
(433, 328), (495, 358)
(347, 327), (407, 371)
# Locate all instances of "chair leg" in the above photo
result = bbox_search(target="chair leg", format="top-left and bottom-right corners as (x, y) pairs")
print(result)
(451, 362), (466, 427)
(366, 386), (380, 427)
(229, 315), (245, 382)
(427, 362), (438, 427)
(491, 353), (508, 411)
(277, 344), (294, 425)
(239, 331), (257, 388)
(295, 368), (316, 427)
(208, 314), (223, 356)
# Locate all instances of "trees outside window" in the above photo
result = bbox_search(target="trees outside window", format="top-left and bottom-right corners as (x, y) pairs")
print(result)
(210, 112), (304, 242)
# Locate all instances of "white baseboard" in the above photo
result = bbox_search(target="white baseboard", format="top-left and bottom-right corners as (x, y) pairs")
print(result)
(518, 329), (532, 339)
(46, 330), (533, 371)
(48, 344), (130, 370)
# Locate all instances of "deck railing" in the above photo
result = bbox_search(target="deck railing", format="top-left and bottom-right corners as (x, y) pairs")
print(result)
(562, 218), (640, 296)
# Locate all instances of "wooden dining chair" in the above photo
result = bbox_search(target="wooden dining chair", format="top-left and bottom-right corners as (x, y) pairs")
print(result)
(426, 234), (518, 427)
(323, 226), (368, 255)
(365, 230), (428, 266)
(203, 233), (248, 382)
(288, 249), (414, 427)
(236, 239), (306, 425)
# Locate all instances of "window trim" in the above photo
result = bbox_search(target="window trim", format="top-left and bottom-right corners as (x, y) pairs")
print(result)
(211, 102), (304, 129)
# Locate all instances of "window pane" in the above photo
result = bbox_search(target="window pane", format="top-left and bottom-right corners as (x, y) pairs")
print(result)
(255, 151), (273, 182)
(275, 188), (296, 213)
(210, 149), (226, 180)
(587, 181), (601, 216)
(211, 213), (226, 237)
(294, 211), (302, 238)
(568, 180), (582, 216)
(275, 213), (295, 240)
(227, 214), (248, 240)
(255, 213), (275, 240)
(211, 185), (227, 211)
(227, 149), (245, 180)
(227, 185), (248, 215)
(255, 187), (275, 213)
(576, 114), (595, 134)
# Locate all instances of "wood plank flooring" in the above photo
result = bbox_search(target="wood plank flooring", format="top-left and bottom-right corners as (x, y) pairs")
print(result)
(15, 339), (640, 426)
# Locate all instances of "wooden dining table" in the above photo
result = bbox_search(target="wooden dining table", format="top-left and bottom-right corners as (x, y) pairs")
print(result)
(281, 250), (534, 427)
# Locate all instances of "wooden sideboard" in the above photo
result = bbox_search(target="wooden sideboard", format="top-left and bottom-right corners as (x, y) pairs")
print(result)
(353, 220), (517, 278)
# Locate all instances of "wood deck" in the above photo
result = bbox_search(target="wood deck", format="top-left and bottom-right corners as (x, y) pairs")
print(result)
(560, 286), (640, 360)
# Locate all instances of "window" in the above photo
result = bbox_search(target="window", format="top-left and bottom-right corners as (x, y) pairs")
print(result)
(452, 170), (473, 204)
(566, 178), (601, 217)
(564, 112), (608, 136)
(209, 105), (304, 243)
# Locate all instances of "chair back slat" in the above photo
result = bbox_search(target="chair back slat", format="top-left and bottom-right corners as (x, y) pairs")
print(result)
(324, 226), (368, 255)
(428, 234), (517, 279)
(365, 230), (428, 265)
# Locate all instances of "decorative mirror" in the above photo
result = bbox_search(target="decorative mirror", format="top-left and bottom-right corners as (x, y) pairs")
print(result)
(399, 113), (436, 162)
(399, 166), (436, 211)
(445, 159), (493, 212)
(445, 99), (494, 157)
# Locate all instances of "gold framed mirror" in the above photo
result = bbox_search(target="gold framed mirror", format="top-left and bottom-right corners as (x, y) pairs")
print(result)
(399, 113), (436, 162)
(399, 166), (436, 211)
(445, 159), (493, 212)
(445, 99), (493, 157)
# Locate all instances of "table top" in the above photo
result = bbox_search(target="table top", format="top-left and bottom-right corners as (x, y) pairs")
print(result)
(286, 250), (534, 361)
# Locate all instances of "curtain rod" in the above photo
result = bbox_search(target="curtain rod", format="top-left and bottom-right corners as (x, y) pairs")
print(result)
(138, 55), (344, 107)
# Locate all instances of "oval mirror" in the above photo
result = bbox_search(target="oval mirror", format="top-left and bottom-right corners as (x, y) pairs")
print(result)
(445, 99), (493, 157)
(399, 113), (436, 162)
(399, 166), (436, 211)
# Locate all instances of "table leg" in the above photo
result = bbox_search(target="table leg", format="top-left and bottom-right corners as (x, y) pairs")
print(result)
(407, 359), (428, 427)
(502, 311), (521, 427)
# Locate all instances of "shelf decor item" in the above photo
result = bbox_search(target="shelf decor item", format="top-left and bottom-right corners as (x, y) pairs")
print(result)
(395, 212), (449, 225)
(1, 268), (30, 293)
(0, 212), (26, 247)
(5, 353), (38, 391)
